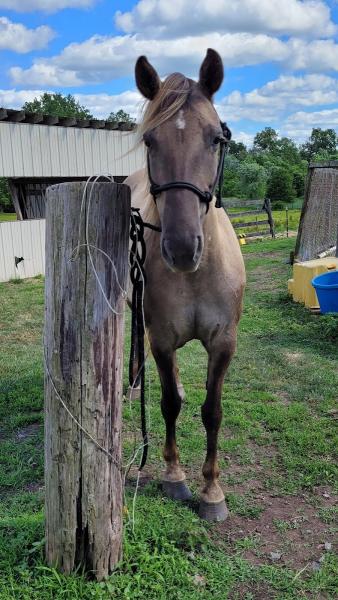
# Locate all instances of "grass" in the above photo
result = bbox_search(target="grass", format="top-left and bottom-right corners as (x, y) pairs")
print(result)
(0, 238), (337, 599)
(0, 212), (16, 222)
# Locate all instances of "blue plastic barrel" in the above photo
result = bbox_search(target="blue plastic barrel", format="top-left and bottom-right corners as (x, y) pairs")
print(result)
(312, 270), (338, 314)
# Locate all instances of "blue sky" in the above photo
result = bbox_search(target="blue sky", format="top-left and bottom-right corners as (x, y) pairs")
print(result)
(1, 0), (338, 145)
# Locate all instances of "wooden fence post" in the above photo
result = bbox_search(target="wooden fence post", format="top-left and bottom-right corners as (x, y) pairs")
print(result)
(44, 181), (130, 580)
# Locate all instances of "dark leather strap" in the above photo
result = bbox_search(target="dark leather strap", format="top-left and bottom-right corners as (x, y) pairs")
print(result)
(147, 121), (231, 213)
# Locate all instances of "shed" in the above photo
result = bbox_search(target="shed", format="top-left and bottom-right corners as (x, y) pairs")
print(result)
(0, 108), (144, 219)
(295, 161), (338, 261)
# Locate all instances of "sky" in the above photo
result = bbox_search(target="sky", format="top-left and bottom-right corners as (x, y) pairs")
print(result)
(1, 0), (338, 146)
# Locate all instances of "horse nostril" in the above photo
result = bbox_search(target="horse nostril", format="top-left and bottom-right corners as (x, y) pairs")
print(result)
(193, 236), (203, 262)
(162, 239), (175, 265)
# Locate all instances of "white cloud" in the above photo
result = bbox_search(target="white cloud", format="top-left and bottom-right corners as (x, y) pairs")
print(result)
(232, 130), (255, 147)
(0, 87), (143, 120)
(218, 74), (338, 123)
(115, 0), (336, 38)
(0, 88), (48, 108)
(0, 0), (95, 11)
(9, 32), (288, 86)
(10, 64), (83, 86)
(0, 16), (54, 53)
(284, 108), (338, 141)
(286, 107), (338, 127)
(10, 24), (338, 88)
(74, 90), (143, 119)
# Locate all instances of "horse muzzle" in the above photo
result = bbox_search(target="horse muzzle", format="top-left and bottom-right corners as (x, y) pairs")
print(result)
(161, 234), (203, 273)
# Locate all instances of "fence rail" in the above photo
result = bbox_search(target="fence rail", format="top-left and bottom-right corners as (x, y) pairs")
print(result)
(0, 218), (45, 282)
(224, 198), (275, 239)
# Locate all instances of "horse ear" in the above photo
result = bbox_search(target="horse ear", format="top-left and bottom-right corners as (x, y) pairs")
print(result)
(198, 48), (224, 99)
(135, 56), (161, 100)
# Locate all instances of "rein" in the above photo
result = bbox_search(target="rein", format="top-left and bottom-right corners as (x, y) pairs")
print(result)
(148, 121), (231, 214)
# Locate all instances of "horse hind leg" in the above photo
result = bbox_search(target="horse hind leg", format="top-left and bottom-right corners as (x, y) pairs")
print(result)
(199, 335), (236, 521)
(153, 347), (192, 501)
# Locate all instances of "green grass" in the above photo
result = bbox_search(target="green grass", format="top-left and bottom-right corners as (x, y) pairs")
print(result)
(0, 240), (337, 599)
(0, 212), (16, 222)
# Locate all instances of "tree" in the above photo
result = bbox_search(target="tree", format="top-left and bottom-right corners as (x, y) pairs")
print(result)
(229, 140), (247, 160)
(300, 128), (337, 162)
(222, 155), (241, 197)
(0, 178), (12, 213)
(253, 127), (278, 153)
(267, 167), (294, 204)
(238, 160), (267, 199)
(22, 92), (93, 119)
(106, 109), (135, 125)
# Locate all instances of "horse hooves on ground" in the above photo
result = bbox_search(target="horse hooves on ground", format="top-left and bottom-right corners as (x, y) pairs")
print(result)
(198, 499), (229, 522)
(162, 479), (192, 501)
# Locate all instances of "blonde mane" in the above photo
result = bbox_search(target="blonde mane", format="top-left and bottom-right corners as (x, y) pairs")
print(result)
(137, 73), (194, 140)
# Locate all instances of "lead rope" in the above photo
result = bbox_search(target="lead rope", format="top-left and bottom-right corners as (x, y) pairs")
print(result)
(129, 208), (148, 470)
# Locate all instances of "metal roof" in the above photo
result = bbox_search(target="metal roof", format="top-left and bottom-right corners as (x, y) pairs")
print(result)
(0, 107), (136, 131)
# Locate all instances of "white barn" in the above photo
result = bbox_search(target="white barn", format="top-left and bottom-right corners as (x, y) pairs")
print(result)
(0, 107), (144, 281)
(0, 107), (144, 219)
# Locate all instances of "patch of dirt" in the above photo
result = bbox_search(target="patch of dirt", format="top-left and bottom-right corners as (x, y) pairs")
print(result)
(274, 390), (291, 405)
(16, 422), (41, 441)
(24, 481), (44, 493)
(284, 350), (304, 363)
(229, 580), (274, 600)
(246, 265), (286, 292)
(215, 491), (337, 570)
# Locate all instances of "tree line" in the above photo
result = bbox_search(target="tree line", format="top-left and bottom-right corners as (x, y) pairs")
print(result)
(224, 126), (338, 206)
(0, 93), (337, 212)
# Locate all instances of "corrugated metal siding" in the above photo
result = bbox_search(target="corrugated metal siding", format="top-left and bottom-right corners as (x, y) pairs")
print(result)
(0, 122), (145, 177)
(0, 219), (45, 282)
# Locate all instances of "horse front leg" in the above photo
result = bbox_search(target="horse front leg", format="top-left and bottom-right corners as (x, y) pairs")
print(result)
(199, 334), (236, 521)
(152, 347), (192, 501)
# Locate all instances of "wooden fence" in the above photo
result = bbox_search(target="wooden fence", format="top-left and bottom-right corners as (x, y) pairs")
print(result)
(0, 218), (45, 282)
(224, 198), (275, 239)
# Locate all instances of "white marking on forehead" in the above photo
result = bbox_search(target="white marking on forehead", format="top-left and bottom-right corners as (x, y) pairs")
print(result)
(175, 109), (186, 130)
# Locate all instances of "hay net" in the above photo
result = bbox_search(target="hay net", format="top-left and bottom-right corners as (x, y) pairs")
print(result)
(295, 163), (338, 261)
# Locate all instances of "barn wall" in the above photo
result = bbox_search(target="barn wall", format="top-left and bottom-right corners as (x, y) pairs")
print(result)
(0, 219), (45, 282)
(0, 122), (144, 178)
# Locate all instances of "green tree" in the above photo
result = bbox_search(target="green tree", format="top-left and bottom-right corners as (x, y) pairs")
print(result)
(0, 178), (12, 212)
(300, 128), (337, 162)
(253, 127), (278, 153)
(106, 109), (135, 125)
(22, 92), (93, 119)
(229, 140), (247, 160)
(292, 168), (306, 198)
(238, 160), (267, 199)
(267, 167), (294, 204)
(222, 155), (241, 197)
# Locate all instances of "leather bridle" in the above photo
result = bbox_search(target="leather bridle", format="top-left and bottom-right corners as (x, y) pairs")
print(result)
(147, 121), (231, 213)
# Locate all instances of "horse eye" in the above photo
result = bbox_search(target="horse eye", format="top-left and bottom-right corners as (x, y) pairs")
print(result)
(143, 136), (151, 148)
(213, 136), (221, 145)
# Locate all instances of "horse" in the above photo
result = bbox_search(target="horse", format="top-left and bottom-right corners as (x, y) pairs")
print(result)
(126, 48), (245, 521)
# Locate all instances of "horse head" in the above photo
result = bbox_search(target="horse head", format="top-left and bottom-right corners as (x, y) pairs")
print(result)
(135, 49), (225, 273)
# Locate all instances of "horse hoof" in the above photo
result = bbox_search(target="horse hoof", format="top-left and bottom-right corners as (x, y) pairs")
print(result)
(162, 479), (192, 501)
(198, 499), (228, 522)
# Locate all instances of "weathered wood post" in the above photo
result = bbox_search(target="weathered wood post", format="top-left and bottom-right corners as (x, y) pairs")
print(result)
(44, 182), (130, 580)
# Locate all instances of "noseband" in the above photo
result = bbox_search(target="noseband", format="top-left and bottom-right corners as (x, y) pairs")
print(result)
(147, 122), (231, 212)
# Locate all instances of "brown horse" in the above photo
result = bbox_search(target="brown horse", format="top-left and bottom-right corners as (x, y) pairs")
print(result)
(126, 49), (245, 521)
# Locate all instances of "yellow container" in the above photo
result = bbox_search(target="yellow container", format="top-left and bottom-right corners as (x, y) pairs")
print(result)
(288, 257), (338, 309)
